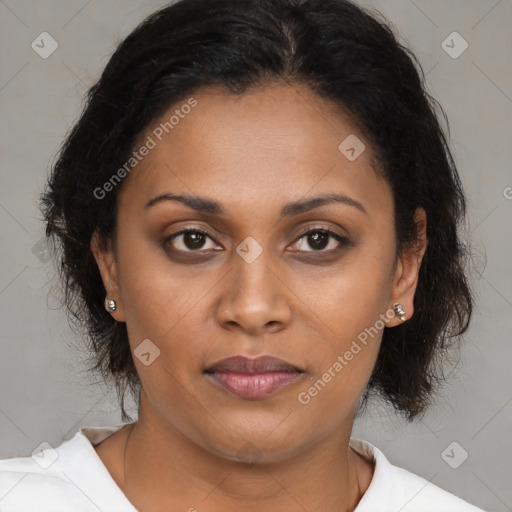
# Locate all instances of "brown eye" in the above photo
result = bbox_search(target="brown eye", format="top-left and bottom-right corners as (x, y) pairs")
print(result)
(291, 228), (350, 253)
(164, 229), (220, 253)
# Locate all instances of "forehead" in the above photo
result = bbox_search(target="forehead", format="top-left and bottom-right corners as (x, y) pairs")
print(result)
(118, 83), (393, 219)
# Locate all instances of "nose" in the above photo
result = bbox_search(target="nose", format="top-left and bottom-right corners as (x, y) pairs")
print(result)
(214, 244), (292, 336)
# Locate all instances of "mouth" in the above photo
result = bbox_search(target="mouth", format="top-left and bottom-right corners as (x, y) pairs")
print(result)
(203, 355), (305, 400)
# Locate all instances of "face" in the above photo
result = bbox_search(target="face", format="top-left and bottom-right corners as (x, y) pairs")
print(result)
(92, 82), (426, 463)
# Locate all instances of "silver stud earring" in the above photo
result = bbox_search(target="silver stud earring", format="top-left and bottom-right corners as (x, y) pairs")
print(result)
(105, 298), (117, 313)
(392, 302), (406, 322)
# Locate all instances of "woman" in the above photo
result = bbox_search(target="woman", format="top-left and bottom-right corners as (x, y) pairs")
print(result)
(0, 0), (485, 510)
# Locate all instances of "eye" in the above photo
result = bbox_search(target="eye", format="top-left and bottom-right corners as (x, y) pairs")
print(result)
(163, 226), (351, 255)
(164, 228), (221, 253)
(290, 227), (350, 253)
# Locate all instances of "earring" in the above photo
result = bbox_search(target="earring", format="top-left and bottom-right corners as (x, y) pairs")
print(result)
(392, 302), (406, 322)
(105, 298), (117, 313)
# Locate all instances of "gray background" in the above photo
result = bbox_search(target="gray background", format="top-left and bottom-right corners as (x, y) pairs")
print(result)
(0, 0), (511, 510)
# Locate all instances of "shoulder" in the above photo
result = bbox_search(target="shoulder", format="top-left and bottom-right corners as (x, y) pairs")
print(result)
(350, 438), (486, 512)
(0, 423), (136, 512)
(0, 436), (97, 511)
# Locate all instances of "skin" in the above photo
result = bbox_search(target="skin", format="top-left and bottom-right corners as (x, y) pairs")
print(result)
(91, 82), (427, 512)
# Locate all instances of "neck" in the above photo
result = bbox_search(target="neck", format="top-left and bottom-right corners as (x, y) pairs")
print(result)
(118, 399), (373, 511)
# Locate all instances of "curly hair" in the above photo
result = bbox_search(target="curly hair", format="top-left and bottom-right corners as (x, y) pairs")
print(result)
(40, 0), (473, 422)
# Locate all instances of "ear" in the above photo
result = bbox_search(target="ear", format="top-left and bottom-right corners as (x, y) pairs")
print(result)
(386, 207), (428, 327)
(90, 230), (125, 322)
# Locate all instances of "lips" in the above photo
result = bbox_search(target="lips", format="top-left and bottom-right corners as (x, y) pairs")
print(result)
(204, 355), (305, 399)
(204, 355), (303, 374)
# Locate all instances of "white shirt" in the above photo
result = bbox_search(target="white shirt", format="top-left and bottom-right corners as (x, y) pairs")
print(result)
(0, 423), (485, 511)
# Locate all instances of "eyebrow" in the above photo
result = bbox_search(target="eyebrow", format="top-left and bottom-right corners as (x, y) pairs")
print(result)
(144, 192), (368, 217)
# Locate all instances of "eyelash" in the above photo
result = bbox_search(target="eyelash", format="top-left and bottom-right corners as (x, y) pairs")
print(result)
(163, 226), (351, 255)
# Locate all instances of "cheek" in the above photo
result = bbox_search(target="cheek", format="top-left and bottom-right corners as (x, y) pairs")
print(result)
(291, 243), (394, 392)
(294, 241), (395, 338)
(294, 277), (388, 422)
(115, 232), (200, 340)
(114, 234), (223, 392)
